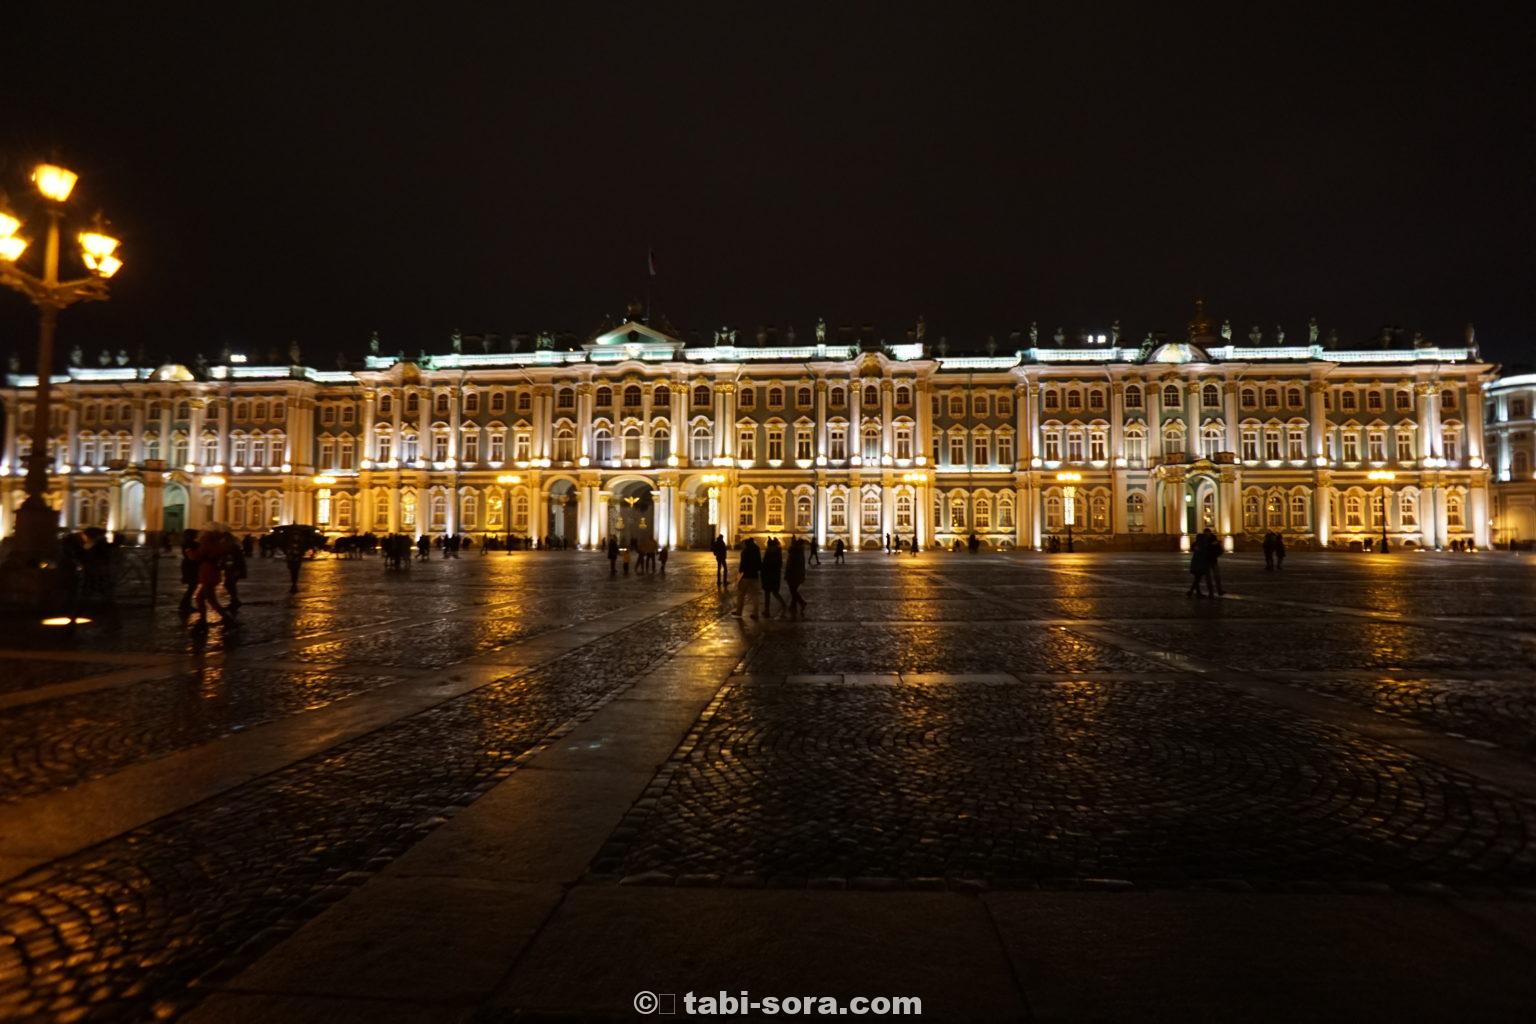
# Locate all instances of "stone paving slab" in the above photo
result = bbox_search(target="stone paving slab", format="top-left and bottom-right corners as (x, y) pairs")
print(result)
(988, 891), (1536, 1022)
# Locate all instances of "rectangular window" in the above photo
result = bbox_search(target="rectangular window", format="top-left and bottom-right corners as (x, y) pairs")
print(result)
(1265, 432), (1282, 461)
(1343, 433), (1360, 462)
(894, 427), (911, 461)
(998, 435), (1015, 466)
(973, 395), (990, 418)
(1395, 432), (1414, 463)
(973, 436), (989, 465)
(767, 428), (785, 462)
(490, 433), (506, 462)
(1089, 432), (1107, 462)
(1288, 429), (1306, 461)
(463, 433), (480, 462)
(796, 427), (814, 461)
(738, 428), (756, 461)
(1043, 432), (1061, 462)
(830, 427), (847, 461)
(1368, 432), (1386, 461)
(950, 435), (966, 465)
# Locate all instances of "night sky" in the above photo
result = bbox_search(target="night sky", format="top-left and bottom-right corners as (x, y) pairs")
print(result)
(3, 6), (1533, 368)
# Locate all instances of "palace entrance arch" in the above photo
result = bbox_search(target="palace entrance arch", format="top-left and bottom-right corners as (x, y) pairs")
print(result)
(608, 479), (655, 548)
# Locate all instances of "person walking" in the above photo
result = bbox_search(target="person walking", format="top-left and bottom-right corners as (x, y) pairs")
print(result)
(193, 530), (233, 624)
(416, 535), (430, 560)
(733, 537), (763, 618)
(712, 534), (729, 587)
(659, 544), (669, 573)
(177, 527), (201, 613)
(1274, 532), (1287, 569)
(1203, 527), (1226, 595)
(283, 531), (307, 594)
(1187, 533), (1212, 597)
(761, 537), (787, 618)
(607, 535), (620, 576)
(222, 529), (247, 612)
(808, 536), (821, 565)
(833, 537), (845, 564)
(1262, 531), (1277, 571)
(786, 536), (808, 619)
(621, 542), (632, 576)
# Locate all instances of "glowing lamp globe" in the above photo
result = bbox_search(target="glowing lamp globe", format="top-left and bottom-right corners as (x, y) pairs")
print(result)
(0, 235), (27, 263)
(0, 211), (21, 239)
(32, 164), (79, 203)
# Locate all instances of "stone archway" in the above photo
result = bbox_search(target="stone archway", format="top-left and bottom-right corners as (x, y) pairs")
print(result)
(162, 482), (188, 535)
(608, 479), (655, 548)
(546, 479), (577, 545)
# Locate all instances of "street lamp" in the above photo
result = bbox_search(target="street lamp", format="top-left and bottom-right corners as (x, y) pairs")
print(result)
(702, 473), (726, 543)
(902, 471), (928, 552)
(1, 162), (123, 573)
(1367, 469), (1395, 553)
(496, 473), (522, 554)
(1056, 471), (1082, 552)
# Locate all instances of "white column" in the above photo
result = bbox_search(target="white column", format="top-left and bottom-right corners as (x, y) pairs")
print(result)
(1471, 483), (1489, 547)
(1417, 384), (1436, 460)
(1308, 380), (1328, 460)
(1466, 380), (1486, 464)
(1315, 475), (1332, 546)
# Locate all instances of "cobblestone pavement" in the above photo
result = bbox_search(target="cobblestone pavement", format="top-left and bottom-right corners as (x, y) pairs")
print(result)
(3, 549), (1536, 1021)
(0, 555), (729, 1022)
(604, 550), (1536, 890)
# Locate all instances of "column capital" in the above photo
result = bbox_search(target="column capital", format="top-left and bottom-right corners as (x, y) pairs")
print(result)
(1307, 380), (1328, 394)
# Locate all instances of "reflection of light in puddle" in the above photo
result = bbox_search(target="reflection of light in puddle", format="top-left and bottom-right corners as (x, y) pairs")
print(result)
(41, 616), (90, 626)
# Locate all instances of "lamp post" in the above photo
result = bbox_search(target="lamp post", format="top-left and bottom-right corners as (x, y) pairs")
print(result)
(1367, 469), (1395, 553)
(702, 473), (726, 544)
(1, 163), (122, 570)
(902, 471), (927, 552)
(496, 473), (522, 554)
(1056, 471), (1082, 552)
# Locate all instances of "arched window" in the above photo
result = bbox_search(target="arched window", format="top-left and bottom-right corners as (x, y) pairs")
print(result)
(1345, 494), (1364, 528)
(738, 491), (756, 529)
(461, 492), (479, 530)
(768, 386), (785, 408)
(1162, 384), (1181, 408)
(862, 423), (881, 461)
(691, 424), (712, 463)
(595, 386), (613, 407)
(1202, 383), (1220, 408)
(514, 493), (529, 528)
(795, 493), (813, 531)
(829, 494), (847, 530)
(1245, 494), (1263, 530)
(1289, 494), (1307, 528)
(1123, 384), (1143, 409)
(739, 386), (756, 409)
(1127, 492), (1145, 530)
(895, 384), (911, 406)
(593, 427), (613, 463)
(1266, 492), (1285, 528)
(378, 393), (393, 415)
(434, 393), (450, 416)
(1162, 423), (1185, 455)
(693, 384), (711, 407)
(997, 492), (1015, 530)
(652, 425), (671, 463)
(335, 493), (354, 529)
(895, 492), (913, 531)
(830, 386), (846, 408)
(623, 385), (642, 408)
(404, 393), (419, 416)
(973, 494), (992, 530)
(950, 494), (967, 529)
(1398, 491), (1418, 528)
(1446, 492), (1465, 528)
(463, 391), (479, 414)
(621, 424), (641, 459)
(1091, 493), (1110, 532)
(654, 383), (670, 404)
(766, 493), (785, 528)
(1240, 387), (1257, 408)
(864, 383), (879, 407)
(429, 491), (448, 530)
(861, 491), (881, 530)
(554, 425), (576, 463)
(1044, 495), (1062, 530)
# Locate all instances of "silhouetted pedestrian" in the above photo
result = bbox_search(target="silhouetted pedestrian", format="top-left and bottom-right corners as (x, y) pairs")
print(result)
(786, 537), (808, 619)
(607, 536), (619, 576)
(734, 537), (763, 618)
(761, 538), (787, 618)
(712, 534), (728, 586)
(833, 538), (845, 564)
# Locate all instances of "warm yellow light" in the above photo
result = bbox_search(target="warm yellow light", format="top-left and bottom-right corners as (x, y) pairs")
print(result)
(32, 164), (78, 203)
(79, 230), (120, 259)
(0, 235), (26, 262)
(0, 211), (20, 238)
(42, 616), (90, 626)
(200, 474), (227, 487)
(1055, 471), (1083, 483)
(1367, 470), (1397, 482)
(95, 254), (123, 278)
(496, 473), (523, 485)
(313, 474), (337, 486)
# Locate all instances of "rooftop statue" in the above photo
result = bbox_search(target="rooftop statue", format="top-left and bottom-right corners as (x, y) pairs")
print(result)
(1308, 317), (1319, 344)
(1248, 325), (1262, 345)
(451, 330), (463, 354)
(1220, 319), (1233, 341)
(70, 345), (83, 367)
(8, 353), (19, 373)
(1053, 327), (1065, 345)
(815, 318), (827, 343)
(98, 349), (111, 366)
(1275, 325), (1286, 344)
(369, 331), (381, 355)
(1029, 322), (1038, 345)
(1111, 319), (1121, 343)
(915, 315), (927, 342)
(194, 353), (208, 375)
(289, 341), (302, 364)
(786, 324), (796, 344)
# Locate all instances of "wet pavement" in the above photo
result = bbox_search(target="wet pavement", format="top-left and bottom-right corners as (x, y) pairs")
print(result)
(1, 548), (1535, 1021)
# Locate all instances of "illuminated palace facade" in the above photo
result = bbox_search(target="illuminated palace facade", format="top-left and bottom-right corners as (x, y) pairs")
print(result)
(0, 308), (1499, 551)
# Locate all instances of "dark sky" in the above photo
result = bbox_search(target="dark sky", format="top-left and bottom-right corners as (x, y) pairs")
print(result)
(3, 5), (1533, 367)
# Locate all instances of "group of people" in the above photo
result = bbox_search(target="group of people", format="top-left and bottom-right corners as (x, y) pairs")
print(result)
(1261, 531), (1288, 570)
(177, 525), (313, 624)
(606, 535), (669, 575)
(730, 535), (811, 620)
